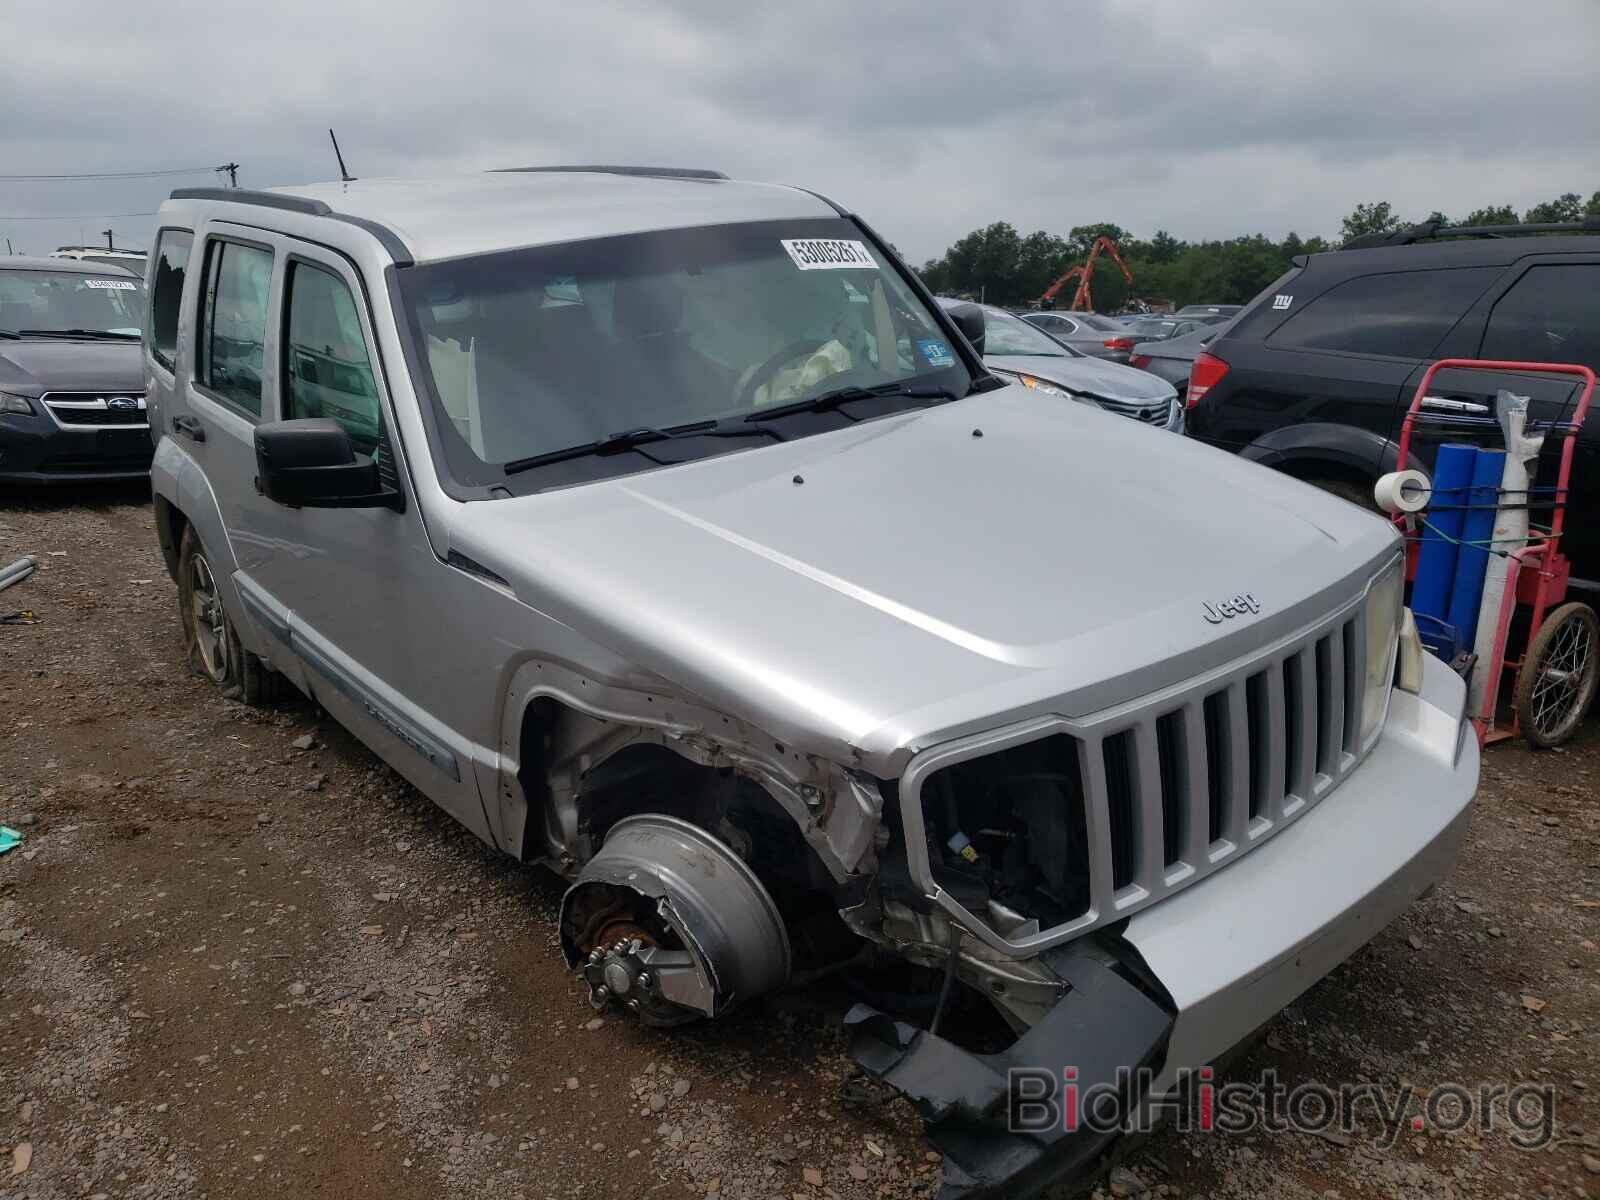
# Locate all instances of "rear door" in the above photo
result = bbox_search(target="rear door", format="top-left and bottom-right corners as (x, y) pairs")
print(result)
(1202, 267), (1500, 464)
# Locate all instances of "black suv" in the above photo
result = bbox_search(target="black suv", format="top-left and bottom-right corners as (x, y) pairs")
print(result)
(1187, 219), (1600, 582)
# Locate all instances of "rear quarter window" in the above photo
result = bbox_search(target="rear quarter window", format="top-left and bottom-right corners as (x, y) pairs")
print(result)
(1267, 267), (1499, 358)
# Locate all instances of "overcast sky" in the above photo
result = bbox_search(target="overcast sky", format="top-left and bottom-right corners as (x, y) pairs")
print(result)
(3, 0), (1596, 263)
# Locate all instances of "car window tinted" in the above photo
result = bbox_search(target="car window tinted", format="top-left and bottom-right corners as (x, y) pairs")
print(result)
(1268, 268), (1498, 358)
(283, 262), (381, 453)
(149, 230), (192, 371)
(1481, 265), (1600, 372)
(200, 241), (272, 415)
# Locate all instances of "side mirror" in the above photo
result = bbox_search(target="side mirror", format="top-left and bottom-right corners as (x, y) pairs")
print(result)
(946, 302), (986, 356)
(254, 418), (401, 510)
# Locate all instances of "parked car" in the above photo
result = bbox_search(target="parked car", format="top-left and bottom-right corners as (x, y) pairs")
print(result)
(0, 257), (150, 485)
(1186, 219), (1600, 581)
(1019, 309), (1137, 362)
(146, 171), (1476, 1198)
(940, 298), (1182, 431)
(1129, 320), (1233, 403)
(1123, 315), (1213, 344)
(1175, 303), (1241, 318)
(51, 245), (148, 275)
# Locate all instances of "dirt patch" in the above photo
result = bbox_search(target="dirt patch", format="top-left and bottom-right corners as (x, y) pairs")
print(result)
(2, 492), (1597, 1200)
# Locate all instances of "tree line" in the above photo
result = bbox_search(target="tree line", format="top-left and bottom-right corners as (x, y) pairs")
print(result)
(916, 190), (1600, 311)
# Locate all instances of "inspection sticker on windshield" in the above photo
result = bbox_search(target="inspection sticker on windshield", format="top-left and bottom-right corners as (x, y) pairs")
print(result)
(84, 279), (138, 290)
(916, 338), (955, 368)
(781, 239), (878, 270)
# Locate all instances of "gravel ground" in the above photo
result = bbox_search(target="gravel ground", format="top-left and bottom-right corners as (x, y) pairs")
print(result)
(1, 491), (1597, 1200)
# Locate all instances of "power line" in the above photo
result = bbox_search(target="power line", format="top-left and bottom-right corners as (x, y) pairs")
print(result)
(0, 211), (158, 220)
(0, 167), (219, 181)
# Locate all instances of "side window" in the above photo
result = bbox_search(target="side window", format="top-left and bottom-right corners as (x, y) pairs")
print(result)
(148, 229), (192, 372)
(283, 261), (381, 453)
(1268, 267), (1499, 359)
(1480, 265), (1600, 372)
(198, 241), (272, 416)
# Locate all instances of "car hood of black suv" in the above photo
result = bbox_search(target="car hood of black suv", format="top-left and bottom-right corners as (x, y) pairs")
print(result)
(0, 338), (143, 396)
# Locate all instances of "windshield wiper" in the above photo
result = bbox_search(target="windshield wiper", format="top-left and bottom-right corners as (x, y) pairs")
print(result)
(503, 421), (780, 477)
(0, 329), (19, 340)
(742, 380), (961, 422)
(16, 328), (139, 341)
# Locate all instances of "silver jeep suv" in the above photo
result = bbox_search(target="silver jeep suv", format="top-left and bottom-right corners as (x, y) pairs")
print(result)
(145, 168), (1477, 1198)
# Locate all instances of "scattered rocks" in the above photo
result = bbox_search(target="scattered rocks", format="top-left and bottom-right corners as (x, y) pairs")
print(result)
(291, 734), (317, 750)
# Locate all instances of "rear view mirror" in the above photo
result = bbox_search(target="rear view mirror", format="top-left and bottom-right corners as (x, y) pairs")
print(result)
(254, 418), (402, 510)
(947, 302), (986, 356)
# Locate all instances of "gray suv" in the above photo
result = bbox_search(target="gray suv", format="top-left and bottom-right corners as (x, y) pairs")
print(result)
(146, 169), (1478, 1198)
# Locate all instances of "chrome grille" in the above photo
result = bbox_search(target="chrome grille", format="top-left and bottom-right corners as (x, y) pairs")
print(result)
(908, 591), (1377, 955)
(1094, 395), (1174, 425)
(42, 392), (148, 428)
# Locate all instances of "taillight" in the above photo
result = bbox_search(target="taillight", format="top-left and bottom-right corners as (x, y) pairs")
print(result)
(1128, 354), (1152, 369)
(1103, 336), (1134, 352)
(1187, 351), (1229, 409)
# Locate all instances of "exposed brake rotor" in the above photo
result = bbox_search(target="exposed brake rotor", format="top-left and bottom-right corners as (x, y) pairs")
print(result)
(559, 814), (791, 1027)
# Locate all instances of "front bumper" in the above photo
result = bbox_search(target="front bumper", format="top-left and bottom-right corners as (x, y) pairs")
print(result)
(0, 415), (154, 484)
(850, 651), (1477, 1199)
(1125, 648), (1476, 1096)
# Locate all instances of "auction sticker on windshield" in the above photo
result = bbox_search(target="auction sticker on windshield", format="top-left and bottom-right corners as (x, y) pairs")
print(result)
(84, 279), (139, 291)
(781, 239), (878, 270)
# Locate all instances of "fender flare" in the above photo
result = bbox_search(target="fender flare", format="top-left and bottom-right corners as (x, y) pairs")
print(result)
(1239, 422), (1424, 480)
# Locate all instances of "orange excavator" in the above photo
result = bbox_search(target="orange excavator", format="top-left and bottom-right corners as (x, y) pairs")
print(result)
(1037, 236), (1133, 311)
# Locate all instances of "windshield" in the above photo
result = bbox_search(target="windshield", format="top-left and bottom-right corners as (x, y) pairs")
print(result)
(1075, 313), (1126, 332)
(0, 269), (145, 336)
(1128, 319), (1184, 340)
(978, 305), (1075, 356)
(398, 218), (970, 484)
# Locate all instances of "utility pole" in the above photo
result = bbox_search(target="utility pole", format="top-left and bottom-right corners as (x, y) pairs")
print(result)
(103, 228), (115, 250)
(4, 238), (12, 256)
(216, 162), (239, 188)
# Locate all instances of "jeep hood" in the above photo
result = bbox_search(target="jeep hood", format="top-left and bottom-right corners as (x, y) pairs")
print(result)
(454, 386), (1397, 772)
(0, 339), (142, 395)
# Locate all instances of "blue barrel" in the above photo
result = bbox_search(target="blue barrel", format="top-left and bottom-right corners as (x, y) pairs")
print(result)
(1446, 448), (1505, 647)
(1412, 443), (1477, 622)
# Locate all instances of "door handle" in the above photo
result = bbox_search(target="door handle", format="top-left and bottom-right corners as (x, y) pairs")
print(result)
(1421, 395), (1489, 414)
(171, 414), (207, 443)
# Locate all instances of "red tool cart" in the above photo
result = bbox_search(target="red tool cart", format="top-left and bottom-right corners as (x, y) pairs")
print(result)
(1391, 359), (1598, 748)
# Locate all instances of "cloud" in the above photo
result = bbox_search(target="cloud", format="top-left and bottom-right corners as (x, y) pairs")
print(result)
(2, 0), (1596, 260)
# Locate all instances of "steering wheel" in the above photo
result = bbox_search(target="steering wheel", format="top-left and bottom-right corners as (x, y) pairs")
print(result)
(737, 338), (828, 407)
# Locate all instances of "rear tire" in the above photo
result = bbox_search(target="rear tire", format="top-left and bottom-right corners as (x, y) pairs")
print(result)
(176, 525), (285, 706)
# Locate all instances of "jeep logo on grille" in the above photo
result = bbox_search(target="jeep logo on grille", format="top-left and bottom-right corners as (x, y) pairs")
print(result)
(106, 396), (140, 412)
(1203, 593), (1261, 624)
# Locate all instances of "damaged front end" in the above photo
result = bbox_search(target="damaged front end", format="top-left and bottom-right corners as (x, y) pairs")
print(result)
(532, 678), (1182, 1198)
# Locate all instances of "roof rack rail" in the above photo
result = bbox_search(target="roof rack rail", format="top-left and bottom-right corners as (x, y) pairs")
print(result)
(495, 165), (728, 181)
(168, 187), (334, 216)
(165, 187), (413, 267)
(1342, 214), (1600, 250)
